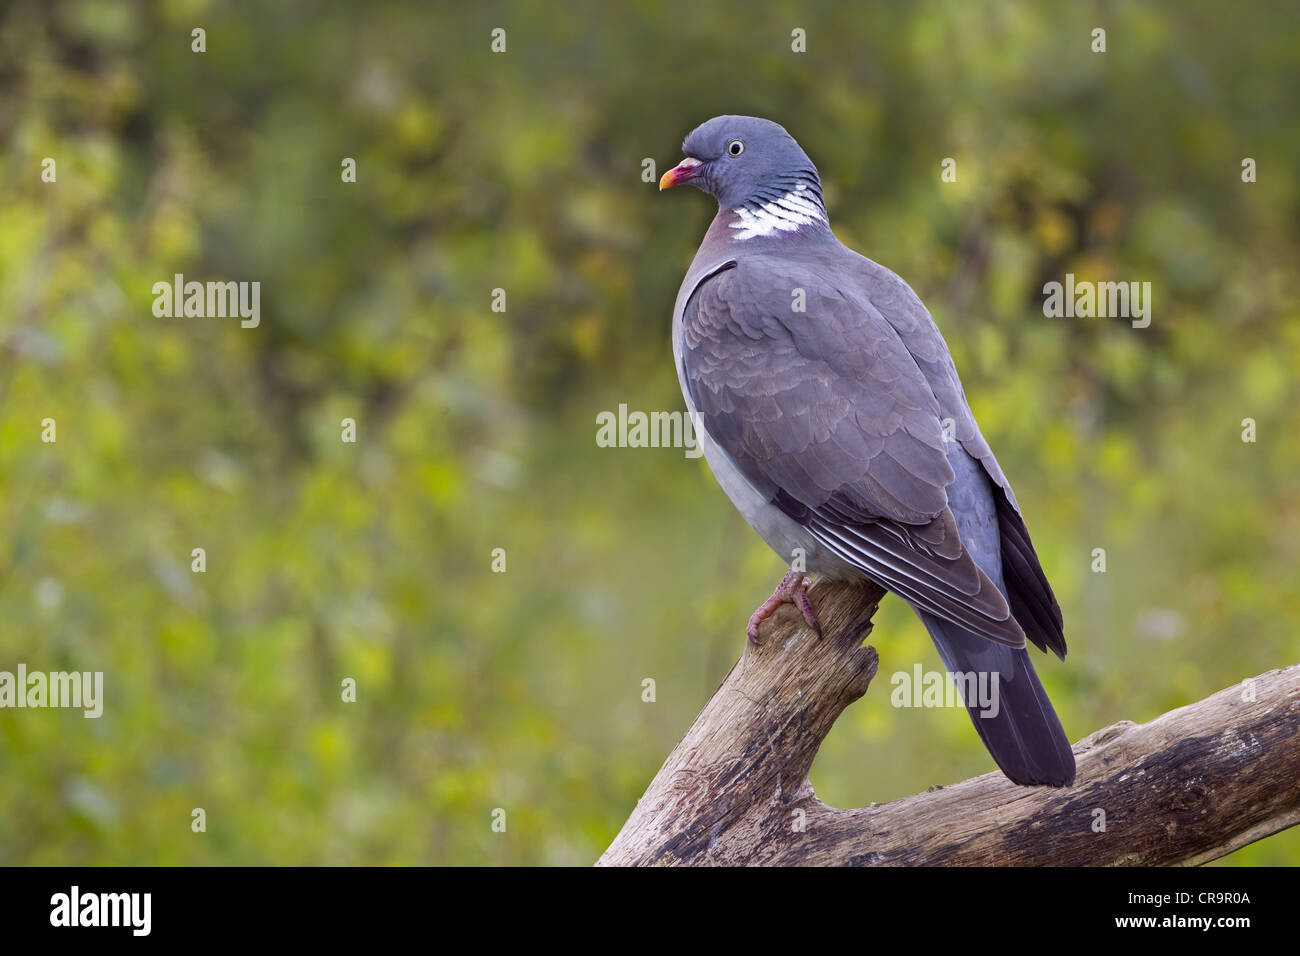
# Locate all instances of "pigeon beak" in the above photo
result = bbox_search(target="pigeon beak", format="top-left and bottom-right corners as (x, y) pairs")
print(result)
(659, 157), (704, 190)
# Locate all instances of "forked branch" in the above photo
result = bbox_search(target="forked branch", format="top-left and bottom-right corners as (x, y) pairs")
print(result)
(598, 580), (1300, 866)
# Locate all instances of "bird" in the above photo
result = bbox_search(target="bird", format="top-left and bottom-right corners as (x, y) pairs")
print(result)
(660, 115), (1075, 787)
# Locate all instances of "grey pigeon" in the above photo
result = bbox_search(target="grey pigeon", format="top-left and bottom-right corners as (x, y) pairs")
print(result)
(661, 115), (1075, 787)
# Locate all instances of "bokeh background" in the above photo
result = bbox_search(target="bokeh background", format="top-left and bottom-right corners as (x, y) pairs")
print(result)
(2, 0), (1298, 865)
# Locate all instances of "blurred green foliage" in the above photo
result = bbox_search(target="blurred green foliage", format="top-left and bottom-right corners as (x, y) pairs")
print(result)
(1, 0), (1298, 865)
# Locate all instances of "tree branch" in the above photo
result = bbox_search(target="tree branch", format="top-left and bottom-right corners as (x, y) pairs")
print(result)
(597, 579), (1300, 866)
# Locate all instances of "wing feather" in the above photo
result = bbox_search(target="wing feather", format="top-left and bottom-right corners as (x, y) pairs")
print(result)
(683, 259), (1026, 648)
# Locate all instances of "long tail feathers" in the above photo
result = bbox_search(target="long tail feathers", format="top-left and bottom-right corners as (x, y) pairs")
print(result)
(919, 611), (1076, 787)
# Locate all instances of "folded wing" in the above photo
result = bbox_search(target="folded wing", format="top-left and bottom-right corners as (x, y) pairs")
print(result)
(681, 260), (1025, 648)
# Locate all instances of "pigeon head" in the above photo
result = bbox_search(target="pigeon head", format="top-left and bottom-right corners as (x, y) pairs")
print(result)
(660, 115), (827, 231)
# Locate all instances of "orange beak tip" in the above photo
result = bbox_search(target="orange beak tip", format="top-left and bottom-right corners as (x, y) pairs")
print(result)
(659, 158), (702, 192)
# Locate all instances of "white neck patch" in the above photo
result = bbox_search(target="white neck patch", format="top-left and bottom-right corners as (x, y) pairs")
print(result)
(728, 183), (826, 241)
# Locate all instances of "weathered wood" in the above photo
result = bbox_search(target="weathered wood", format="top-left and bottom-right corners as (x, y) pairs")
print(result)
(597, 579), (1300, 866)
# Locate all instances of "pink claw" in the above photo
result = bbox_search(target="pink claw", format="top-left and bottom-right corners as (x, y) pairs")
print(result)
(746, 569), (822, 644)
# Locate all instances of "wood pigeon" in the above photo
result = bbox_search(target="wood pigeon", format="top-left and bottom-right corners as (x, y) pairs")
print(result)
(661, 115), (1075, 787)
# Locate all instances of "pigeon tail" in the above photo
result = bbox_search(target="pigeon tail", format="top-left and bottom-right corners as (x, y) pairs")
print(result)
(918, 611), (1076, 787)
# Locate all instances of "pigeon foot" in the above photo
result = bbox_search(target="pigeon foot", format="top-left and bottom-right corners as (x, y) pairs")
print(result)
(746, 569), (821, 644)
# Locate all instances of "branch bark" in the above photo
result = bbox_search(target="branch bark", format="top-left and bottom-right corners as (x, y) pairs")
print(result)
(597, 579), (1300, 866)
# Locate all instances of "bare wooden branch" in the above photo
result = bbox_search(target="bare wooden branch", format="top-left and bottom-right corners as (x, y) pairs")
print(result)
(597, 579), (1300, 866)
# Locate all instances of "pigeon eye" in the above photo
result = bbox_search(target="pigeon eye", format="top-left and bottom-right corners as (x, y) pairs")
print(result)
(727, 140), (744, 156)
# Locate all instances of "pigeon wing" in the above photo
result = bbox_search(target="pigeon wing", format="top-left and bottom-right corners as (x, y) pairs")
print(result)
(845, 255), (1068, 659)
(681, 258), (1024, 647)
